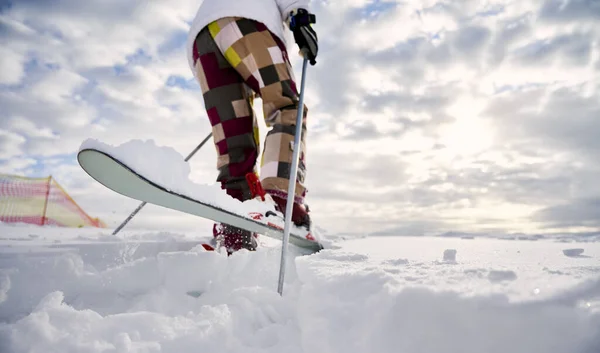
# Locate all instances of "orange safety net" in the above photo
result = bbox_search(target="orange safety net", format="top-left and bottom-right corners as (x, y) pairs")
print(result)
(0, 174), (106, 228)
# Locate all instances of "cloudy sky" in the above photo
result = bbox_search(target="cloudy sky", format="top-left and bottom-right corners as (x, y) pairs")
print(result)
(1, 0), (599, 237)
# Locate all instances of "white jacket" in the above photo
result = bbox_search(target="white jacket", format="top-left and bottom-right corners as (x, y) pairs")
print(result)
(186, 0), (310, 74)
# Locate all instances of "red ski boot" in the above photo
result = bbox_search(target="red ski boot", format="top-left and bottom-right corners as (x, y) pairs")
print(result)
(212, 172), (264, 255)
(267, 191), (311, 230)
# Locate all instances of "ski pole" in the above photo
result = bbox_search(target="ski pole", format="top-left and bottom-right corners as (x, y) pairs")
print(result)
(277, 56), (309, 296)
(112, 132), (213, 236)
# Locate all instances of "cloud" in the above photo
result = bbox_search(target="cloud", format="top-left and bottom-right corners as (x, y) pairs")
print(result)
(0, 157), (37, 172)
(0, 130), (26, 159)
(453, 25), (493, 55)
(29, 69), (88, 104)
(1, 0), (194, 69)
(513, 32), (594, 67)
(0, 46), (25, 84)
(1, 0), (599, 237)
(9, 117), (59, 139)
(534, 198), (600, 228)
(485, 86), (600, 165)
(539, 0), (600, 22)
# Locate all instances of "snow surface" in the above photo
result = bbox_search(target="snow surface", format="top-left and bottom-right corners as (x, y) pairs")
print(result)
(1, 222), (600, 353)
(1, 138), (597, 352)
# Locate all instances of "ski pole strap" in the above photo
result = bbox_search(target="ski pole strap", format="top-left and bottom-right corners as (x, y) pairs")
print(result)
(289, 9), (316, 30)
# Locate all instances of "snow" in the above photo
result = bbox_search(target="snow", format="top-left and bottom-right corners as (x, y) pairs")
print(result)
(1, 223), (600, 353)
(564, 248), (586, 257)
(0, 138), (597, 351)
(487, 270), (518, 283)
(443, 249), (457, 262)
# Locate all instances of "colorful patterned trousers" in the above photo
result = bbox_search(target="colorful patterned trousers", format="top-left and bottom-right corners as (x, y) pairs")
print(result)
(192, 17), (308, 203)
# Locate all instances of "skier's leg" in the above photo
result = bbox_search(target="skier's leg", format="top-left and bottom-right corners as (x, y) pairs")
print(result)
(192, 24), (260, 202)
(192, 24), (259, 253)
(207, 17), (310, 227)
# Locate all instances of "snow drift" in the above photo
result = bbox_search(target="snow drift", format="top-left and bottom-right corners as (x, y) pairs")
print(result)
(1, 224), (600, 353)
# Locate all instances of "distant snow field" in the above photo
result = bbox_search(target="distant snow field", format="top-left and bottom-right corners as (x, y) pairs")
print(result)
(0, 223), (599, 353)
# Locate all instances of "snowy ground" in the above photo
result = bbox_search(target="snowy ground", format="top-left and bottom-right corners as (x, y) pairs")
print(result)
(0, 223), (599, 353)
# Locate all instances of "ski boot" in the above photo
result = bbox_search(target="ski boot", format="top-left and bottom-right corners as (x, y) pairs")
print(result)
(213, 223), (258, 255)
(267, 191), (311, 231)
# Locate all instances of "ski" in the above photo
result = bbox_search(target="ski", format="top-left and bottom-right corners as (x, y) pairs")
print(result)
(77, 148), (324, 253)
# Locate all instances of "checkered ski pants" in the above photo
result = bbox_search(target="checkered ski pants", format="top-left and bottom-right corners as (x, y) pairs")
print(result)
(192, 17), (308, 203)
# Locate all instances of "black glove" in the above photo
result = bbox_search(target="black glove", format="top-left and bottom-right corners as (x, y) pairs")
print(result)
(288, 9), (318, 65)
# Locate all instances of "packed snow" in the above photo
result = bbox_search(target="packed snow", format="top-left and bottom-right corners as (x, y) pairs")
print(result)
(1, 223), (599, 353)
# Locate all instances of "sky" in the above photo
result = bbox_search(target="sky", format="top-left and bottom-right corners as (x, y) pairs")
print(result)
(1, 0), (599, 237)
